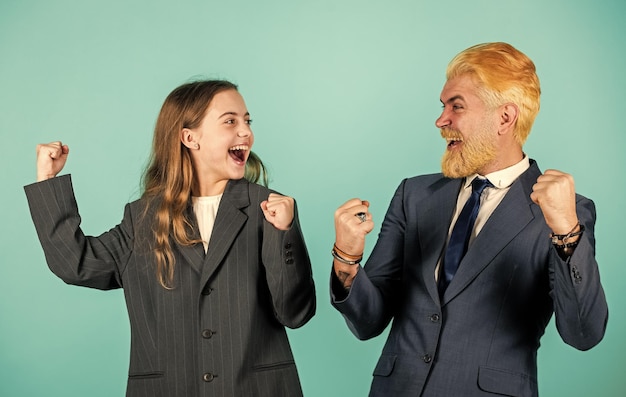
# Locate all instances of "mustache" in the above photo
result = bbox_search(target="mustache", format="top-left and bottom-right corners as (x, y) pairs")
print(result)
(440, 127), (463, 140)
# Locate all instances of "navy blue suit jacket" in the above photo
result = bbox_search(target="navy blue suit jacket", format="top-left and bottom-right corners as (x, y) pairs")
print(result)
(332, 160), (607, 397)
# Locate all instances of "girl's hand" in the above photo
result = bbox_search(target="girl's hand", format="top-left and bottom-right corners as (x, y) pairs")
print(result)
(261, 193), (294, 230)
(36, 141), (69, 181)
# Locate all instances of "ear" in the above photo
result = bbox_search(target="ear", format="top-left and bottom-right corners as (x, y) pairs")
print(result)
(180, 128), (198, 149)
(497, 103), (519, 135)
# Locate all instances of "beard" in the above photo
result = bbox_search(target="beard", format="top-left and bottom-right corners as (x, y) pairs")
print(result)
(440, 126), (497, 178)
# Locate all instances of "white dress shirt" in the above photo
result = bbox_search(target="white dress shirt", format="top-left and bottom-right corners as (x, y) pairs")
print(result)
(436, 155), (531, 281)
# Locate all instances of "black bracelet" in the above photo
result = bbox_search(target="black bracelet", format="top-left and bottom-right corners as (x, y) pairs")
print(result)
(550, 223), (585, 245)
(331, 249), (362, 265)
(553, 241), (579, 249)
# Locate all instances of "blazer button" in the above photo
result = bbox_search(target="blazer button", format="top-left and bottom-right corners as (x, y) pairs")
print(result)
(285, 258), (294, 264)
(201, 329), (215, 339)
(422, 354), (432, 363)
(430, 314), (440, 323)
(202, 373), (216, 382)
(284, 243), (292, 249)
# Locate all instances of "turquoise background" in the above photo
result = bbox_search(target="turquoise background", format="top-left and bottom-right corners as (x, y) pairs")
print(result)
(1, 0), (624, 396)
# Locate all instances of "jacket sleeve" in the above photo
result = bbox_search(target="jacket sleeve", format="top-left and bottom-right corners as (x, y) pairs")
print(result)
(330, 180), (406, 340)
(24, 174), (133, 290)
(261, 202), (316, 329)
(550, 195), (608, 350)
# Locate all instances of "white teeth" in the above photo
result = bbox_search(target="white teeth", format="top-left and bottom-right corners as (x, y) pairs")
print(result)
(229, 145), (249, 151)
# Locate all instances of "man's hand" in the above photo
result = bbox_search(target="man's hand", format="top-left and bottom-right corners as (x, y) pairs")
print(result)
(530, 169), (579, 235)
(333, 198), (374, 289)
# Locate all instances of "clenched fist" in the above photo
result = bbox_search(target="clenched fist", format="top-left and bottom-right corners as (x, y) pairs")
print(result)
(332, 198), (374, 289)
(36, 141), (69, 182)
(530, 169), (579, 234)
(334, 198), (374, 257)
(261, 193), (295, 230)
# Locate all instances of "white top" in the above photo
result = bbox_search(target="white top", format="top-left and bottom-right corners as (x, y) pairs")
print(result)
(192, 194), (223, 253)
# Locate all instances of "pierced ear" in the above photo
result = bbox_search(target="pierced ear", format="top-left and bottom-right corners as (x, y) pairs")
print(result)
(180, 128), (197, 149)
(498, 103), (519, 134)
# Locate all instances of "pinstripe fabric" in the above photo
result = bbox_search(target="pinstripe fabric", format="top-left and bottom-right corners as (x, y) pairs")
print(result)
(25, 175), (315, 397)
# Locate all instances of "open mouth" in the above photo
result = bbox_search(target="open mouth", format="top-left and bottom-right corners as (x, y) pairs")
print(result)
(441, 128), (463, 150)
(229, 145), (249, 163)
(446, 137), (462, 149)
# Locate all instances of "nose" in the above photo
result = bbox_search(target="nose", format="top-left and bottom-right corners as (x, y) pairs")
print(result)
(237, 124), (251, 138)
(435, 108), (450, 129)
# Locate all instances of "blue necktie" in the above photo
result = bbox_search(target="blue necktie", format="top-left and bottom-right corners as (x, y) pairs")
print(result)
(439, 177), (492, 295)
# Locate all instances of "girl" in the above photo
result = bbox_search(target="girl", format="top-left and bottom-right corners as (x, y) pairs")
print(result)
(25, 80), (316, 397)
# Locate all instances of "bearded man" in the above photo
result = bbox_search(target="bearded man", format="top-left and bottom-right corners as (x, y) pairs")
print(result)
(330, 42), (608, 397)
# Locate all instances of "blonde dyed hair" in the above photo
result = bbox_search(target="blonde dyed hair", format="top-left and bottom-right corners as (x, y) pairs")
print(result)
(142, 80), (267, 288)
(446, 42), (541, 145)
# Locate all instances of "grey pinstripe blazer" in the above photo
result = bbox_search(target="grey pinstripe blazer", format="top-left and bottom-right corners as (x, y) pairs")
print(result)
(25, 175), (315, 397)
(332, 160), (607, 397)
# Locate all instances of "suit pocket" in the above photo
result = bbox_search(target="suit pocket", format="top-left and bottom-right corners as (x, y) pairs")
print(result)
(128, 371), (164, 380)
(252, 359), (295, 372)
(372, 353), (397, 377)
(478, 366), (537, 397)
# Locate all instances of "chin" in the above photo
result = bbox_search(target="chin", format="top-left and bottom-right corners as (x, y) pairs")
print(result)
(442, 148), (495, 178)
(231, 170), (246, 180)
(442, 155), (471, 178)
(442, 168), (472, 179)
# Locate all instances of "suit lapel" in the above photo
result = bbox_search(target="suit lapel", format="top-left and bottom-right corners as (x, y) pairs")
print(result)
(199, 179), (250, 288)
(418, 177), (463, 304)
(442, 162), (541, 304)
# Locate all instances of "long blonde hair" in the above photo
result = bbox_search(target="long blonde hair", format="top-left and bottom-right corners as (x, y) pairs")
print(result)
(142, 80), (267, 288)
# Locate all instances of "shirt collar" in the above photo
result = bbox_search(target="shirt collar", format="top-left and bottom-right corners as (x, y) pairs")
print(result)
(463, 155), (530, 189)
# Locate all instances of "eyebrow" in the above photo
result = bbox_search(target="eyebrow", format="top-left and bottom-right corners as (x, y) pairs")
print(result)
(441, 95), (465, 105)
(218, 111), (250, 118)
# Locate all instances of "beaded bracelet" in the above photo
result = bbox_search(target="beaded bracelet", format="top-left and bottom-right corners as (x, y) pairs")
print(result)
(554, 240), (579, 259)
(550, 223), (585, 245)
(553, 241), (579, 249)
